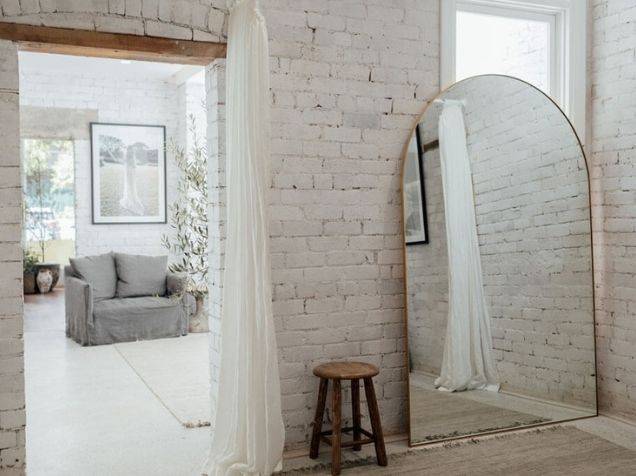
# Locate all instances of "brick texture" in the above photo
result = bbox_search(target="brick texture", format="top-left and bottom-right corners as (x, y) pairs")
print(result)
(262, 0), (439, 448)
(590, 0), (636, 422)
(0, 0), (228, 41)
(0, 40), (25, 475)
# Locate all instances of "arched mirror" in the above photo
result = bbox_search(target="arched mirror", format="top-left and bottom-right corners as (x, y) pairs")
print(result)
(402, 75), (596, 446)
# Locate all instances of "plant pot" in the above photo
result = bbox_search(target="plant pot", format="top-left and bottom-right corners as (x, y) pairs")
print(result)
(34, 263), (60, 291)
(23, 272), (37, 294)
(189, 295), (209, 333)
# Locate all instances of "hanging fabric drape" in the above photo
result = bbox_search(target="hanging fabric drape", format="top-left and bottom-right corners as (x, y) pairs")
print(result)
(434, 101), (499, 393)
(203, 0), (285, 474)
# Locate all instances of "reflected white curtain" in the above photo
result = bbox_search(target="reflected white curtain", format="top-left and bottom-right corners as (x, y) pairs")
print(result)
(434, 101), (499, 393)
(203, 0), (285, 474)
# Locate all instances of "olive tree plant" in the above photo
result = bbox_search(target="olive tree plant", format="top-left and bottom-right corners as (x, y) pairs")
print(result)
(162, 115), (209, 332)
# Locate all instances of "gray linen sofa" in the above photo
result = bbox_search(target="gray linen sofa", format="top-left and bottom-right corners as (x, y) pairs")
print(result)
(64, 252), (189, 346)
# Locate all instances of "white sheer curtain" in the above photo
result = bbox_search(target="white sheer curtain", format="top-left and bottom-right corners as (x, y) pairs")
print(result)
(434, 101), (500, 393)
(203, 0), (285, 474)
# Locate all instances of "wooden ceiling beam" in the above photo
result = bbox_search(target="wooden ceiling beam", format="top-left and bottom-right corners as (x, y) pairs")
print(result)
(0, 22), (226, 65)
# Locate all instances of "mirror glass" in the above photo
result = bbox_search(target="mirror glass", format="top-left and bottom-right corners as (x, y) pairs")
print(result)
(403, 75), (596, 446)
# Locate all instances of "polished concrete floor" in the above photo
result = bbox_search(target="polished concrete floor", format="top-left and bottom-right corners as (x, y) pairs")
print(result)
(24, 290), (636, 475)
(24, 289), (211, 476)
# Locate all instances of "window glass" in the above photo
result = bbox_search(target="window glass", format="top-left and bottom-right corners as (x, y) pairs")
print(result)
(456, 10), (550, 94)
(23, 139), (75, 264)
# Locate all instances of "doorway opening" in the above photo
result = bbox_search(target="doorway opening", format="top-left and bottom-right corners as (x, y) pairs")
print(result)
(17, 46), (224, 474)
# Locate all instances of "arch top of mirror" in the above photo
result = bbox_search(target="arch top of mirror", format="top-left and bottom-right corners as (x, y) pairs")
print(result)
(403, 75), (596, 447)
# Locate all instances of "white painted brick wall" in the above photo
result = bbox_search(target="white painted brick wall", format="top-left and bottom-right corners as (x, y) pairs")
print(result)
(590, 0), (636, 422)
(262, 0), (439, 447)
(205, 58), (225, 428)
(407, 76), (595, 407)
(19, 68), (184, 258)
(0, 0), (228, 41)
(0, 40), (25, 474)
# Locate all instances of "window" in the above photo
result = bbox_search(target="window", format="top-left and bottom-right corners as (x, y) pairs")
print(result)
(441, 0), (586, 138)
(23, 139), (75, 265)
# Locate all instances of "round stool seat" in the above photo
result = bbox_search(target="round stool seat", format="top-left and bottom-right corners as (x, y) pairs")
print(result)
(313, 361), (379, 380)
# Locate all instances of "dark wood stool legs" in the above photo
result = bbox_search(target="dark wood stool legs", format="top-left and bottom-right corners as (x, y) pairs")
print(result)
(364, 377), (387, 466)
(351, 379), (361, 451)
(309, 373), (387, 475)
(310, 378), (328, 459)
(331, 380), (342, 474)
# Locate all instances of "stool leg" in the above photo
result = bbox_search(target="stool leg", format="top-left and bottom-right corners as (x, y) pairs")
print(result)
(331, 379), (342, 476)
(351, 379), (361, 451)
(363, 377), (387, 467)
(310, 378), (329, 459)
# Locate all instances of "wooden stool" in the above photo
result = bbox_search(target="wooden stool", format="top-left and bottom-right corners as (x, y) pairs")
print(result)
(309, 361), (387, 475)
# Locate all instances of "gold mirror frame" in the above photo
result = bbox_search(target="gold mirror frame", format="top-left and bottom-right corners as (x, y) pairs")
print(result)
(400, 74), (598, 448)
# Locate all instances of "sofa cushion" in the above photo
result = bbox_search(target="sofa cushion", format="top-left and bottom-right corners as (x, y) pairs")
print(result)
(69, 252), (117, 301)
(94, 296), (180, 319)
(115, 253), (167, 298)
(92, 296), (185, 344)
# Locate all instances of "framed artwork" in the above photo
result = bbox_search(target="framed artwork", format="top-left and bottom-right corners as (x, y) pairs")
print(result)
(90, 123), (167, 224)
(403, 124), (429, 245)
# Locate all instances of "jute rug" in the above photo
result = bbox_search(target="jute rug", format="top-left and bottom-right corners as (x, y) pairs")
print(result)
(409, 386), (549, 443)
(279, 426), (636, 475)
(114, 333), (211, 428)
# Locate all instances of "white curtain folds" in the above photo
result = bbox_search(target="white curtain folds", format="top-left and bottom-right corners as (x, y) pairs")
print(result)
(434, 101), (500, 393)
(203, 0), (285, 474)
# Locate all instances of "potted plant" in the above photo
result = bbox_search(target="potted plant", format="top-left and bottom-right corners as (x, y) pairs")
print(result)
(162, 115), (209, 333)
(24, 140), (63, 293)
(23, 250), (40, 295)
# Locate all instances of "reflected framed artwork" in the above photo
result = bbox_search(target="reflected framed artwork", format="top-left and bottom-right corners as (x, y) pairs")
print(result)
(90, 122), (167, 224)
(403, 124), (429, 245)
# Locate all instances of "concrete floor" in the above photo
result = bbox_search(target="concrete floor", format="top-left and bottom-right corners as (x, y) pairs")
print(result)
(24, 289), (211, 476)
(24, 290), (636, 475)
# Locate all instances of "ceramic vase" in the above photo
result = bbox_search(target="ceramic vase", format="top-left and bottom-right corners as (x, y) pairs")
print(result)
(36, 269), (53, 294)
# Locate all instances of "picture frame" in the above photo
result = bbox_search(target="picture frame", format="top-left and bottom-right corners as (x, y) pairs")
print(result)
(90, 122), (167, 224)
(403, 124), (429, 245)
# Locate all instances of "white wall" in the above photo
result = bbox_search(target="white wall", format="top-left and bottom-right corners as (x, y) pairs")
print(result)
(590, 0), (636, 422)
(19, 67), (205, 259)
(0, 40), (23, 473)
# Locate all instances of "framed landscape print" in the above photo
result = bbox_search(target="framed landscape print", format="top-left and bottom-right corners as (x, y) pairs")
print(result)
(403, 124), (429, 245)
(90, 123), (167, 224)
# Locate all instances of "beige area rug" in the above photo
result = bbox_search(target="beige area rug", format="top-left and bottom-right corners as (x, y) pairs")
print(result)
(409, 386), (550, 443)
(279, 426), (636, 475)
(114, 333), (211, 428)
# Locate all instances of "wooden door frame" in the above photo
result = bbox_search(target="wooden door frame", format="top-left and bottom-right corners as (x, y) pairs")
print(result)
(0, 22), (226, 64)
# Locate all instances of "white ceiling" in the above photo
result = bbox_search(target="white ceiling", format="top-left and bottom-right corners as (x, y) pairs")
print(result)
(18, 51), (204, 84)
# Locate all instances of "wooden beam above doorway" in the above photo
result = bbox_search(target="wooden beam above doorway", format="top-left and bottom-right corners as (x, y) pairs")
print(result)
(0, 22), (226, 65)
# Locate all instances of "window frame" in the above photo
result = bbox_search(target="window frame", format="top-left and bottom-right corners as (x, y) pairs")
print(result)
(441, 0), (587, 139)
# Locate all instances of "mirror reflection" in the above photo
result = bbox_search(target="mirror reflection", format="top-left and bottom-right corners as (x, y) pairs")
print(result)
(403, 76), (596, 445)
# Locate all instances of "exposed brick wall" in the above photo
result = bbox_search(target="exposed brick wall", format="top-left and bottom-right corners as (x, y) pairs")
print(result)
(0, 0), (228, 41)
(0, 39), (25, 474)
(590, 0), (636, 422)
(262, 0), (439, 447)
(19, 68), (183, 258)
(407, 76), (595, 408)
(205, 58), (225, 428)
